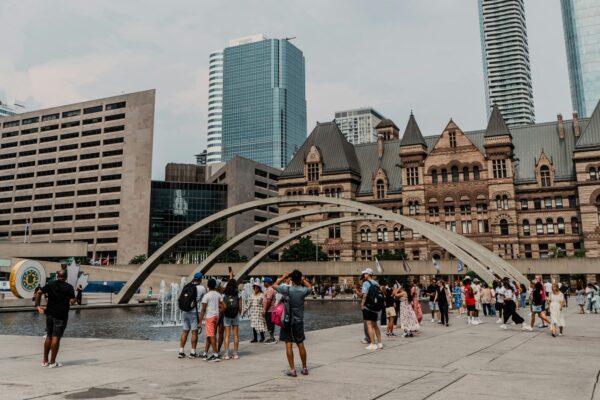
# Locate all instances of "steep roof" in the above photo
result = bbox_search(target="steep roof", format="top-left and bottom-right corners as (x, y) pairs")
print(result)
(485, 104), (511, 138)
(355, 140), (402, 194)
(280, 121), (360, 178)
(400, 113), (427, 147)
(575, 100), (600, 150)
(375, 119), (399, 130)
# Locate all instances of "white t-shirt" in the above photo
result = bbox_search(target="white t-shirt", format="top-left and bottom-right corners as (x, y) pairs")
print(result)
(544, 282), (552, 294)
(201, 290), (222, 318)
(196, 285), (207, 303)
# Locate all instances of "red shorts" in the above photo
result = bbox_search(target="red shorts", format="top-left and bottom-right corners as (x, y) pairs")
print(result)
(205, 316), (219, 337)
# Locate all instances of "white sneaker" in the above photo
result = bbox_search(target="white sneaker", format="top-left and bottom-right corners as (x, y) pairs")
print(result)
(522, 324), (533, 331)
(431, 319), (435, 323)
(471, 320), (480, 326)
(377, 343), (383, 349)
(500, 324), (507, 330)
(365, 344), (378, 350)
(496, 318), (503, 324)
(360, 339), (369, 344)
(47, 362), (62, 368)
(467, 319), (471, 325)
(510, 321), (516, 325)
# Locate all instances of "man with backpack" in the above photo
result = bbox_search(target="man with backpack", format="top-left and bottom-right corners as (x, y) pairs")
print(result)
(360, 268), (384, 350)
(198, 278), (225, 362)
(262, 277), (278, 344)
(272, 270), (312, 377)
(178, 272), (206, 358)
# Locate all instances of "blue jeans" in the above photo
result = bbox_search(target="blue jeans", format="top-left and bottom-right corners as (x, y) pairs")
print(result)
(520, 293), (527, 309)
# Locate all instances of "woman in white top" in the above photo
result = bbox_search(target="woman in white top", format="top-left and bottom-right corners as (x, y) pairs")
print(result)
(548, 283), (565, 337)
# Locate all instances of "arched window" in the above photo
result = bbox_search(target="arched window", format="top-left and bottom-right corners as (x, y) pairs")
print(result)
(557, 218), (565, 234)
(408, 201), (415, 215)
(415, 201), (420, 215)
(377, 227), (387, 242)
(463, 167), (469, 181)
(571, 217), (580, 234)
(546, 218), (555, 234)
(499, 219), (509, 235)
(393, 226), (400, 241)
(431, 169), (438, 184)
(503, 195), (509, 210)
(523, 219), (530, 236)
(324, 188), (330, 197)
(473, 166), (481, 180)
(376, 179), (385, 199)
(441, 169), (448, 183)
(496, 195), (502, 210)
(589, 167), (597, 181)
(451, 166), (459, 182)
(536, 218), (544, 235)
(360, 227), (371, 242)
(540, 166), (551, 187)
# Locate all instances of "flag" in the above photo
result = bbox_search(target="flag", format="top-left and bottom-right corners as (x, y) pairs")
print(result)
(401, 255), (411, 272)
(374, 257), (384, 274)
(432, 258), (441, 272)
(458, 260), (464, 273)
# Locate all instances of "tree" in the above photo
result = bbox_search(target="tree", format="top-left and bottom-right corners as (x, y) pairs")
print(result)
(129, 254), (147, 264)
(281, 236), (327, 262)
(207, 235), (248, 263)
(376, 249), (406, 261)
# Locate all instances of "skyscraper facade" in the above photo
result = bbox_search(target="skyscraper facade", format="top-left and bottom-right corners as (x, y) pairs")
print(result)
(221, 35), (306, 169)
(0, 100), (25, 117)
(334, 107), (385, 144)
(561, 0), (600, 118)
(206, 50), (223, 164)
(478, 0), (535, 127)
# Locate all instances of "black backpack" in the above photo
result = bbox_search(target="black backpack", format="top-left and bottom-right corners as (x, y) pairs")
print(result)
(223, 294), (240, 318)
(178, 283), (198, 312)
(365, 281), (385, 312)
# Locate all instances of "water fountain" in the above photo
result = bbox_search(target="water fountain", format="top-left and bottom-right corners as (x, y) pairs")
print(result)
(153, 279), (183, 327)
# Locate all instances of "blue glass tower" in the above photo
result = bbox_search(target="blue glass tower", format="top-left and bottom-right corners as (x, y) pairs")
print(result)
(222, 37), (306, 169)
(561, 0), (600, 117)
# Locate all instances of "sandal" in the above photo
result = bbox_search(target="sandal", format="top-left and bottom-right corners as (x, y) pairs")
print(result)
(285, 369), (297, 377)
(301, 368), (309, 376)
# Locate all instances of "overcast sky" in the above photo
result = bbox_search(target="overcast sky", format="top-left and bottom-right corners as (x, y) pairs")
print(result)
(0, 0), (572, 179)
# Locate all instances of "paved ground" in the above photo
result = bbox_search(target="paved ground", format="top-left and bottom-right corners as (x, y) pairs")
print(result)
(1, 305), (599, 400)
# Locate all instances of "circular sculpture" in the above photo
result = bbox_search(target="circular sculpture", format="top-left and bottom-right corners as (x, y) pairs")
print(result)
(9, 260), (46, 299)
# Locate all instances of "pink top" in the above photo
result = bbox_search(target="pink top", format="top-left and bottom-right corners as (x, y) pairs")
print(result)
(263, 286), (277, 313)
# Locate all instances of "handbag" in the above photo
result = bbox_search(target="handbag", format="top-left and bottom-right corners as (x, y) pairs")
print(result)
(531, 305), (542, 313)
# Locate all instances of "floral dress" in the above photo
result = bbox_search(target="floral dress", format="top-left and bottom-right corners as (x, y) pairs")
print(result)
(453, 286), (462, 309)
(399, 296), (420, 332)
(411, 286), (423, 323)
(243, 293), (267, 332)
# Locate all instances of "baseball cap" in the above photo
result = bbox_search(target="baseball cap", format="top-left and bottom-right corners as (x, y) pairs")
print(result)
(263, 277), (273, 283)
(193, 272), (203, 280)
(361, 267), (374, 276)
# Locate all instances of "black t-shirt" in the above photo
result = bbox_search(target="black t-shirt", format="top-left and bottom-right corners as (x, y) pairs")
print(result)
(383, 287), (395, 308)
(42, 280), (75, 321)
(427, 284), (437, 301)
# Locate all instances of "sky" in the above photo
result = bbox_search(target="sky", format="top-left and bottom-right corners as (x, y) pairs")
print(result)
(0, 0), (572, 179)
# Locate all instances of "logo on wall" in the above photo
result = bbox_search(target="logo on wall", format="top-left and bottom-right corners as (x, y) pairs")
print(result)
(9, 260), (46, 299)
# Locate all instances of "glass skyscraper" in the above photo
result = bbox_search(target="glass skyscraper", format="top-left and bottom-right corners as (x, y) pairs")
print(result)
(222, 36), (306, 169)
(478, 0), (535, 127)
(561, 0), (600, 118)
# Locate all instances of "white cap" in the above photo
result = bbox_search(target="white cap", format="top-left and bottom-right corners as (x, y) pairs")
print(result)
(361, 268), (374, 275)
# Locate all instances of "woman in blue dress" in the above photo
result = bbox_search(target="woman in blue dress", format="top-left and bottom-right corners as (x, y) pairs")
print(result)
(453, 281), (463, 318)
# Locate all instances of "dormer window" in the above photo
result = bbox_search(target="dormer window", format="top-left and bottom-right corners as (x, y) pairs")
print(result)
(540, 166), (551, 187)
(449, 131), (457, 148)
(307, 162), (320, 182)
(376, 179), (385, 199)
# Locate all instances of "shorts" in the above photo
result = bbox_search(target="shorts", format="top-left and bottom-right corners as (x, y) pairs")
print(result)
(223, 314), (240, 327)
(429, 301), (438, 311)
(279, 321), (305, 344)
(386, 307), (397, 318)
(363, 308), (378, 321)
(466, 304), (476, 312)
(182, 311), (199, 331)
(205, 316), (219, 337)
(46, 315), (67, 338)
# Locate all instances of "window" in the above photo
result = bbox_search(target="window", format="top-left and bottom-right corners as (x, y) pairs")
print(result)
(463, 167), (469, 181)
(100, 186), (120, 194)
(58, 167), (76, 174)
(55, 191), (75, 198)
(393, 227), (400, 241)
(1, 131), (18, 139)
(60, 144), (78, 151)
(78, 176), (98, 184)
(42, 113), (59, 121)
(451, 166), (459, 182)
(360, 227), (372, 242)
(431, 169), (438, 184)
(408, 201), (420, 215)
(568, 195), (577, 208)
(20, 138), (37, 146)
(524, 244), (532, 258)
(105, 113), (125, 121)
(540, 166), (551, 187)
(376, 227), (388, 242)
(81, 140), (100, 148)
(551, 197), (562, 210)
(55, 203), (73, 209)
(590, 167), (598, 181)
(62, 109), (81, 118)
(61, 121), (80, 129)
(105, 101), (126, 111)
(557, 218), (565, 234)
(376, 179), (385, 199)
(449, 131), (457, 148)
(444, 205), (455, 216)
(103, 137), (124, 145)
(328, 224), (341, 239)
(82, 128), (101, 137)
(104, 125), (124, 133)
(473, 166), (480, 180)
(407, 167), (419, 185)
(534, 198), (542, 210)
(441, 169), (448, 183)
(21, 116), (39, 125)
(461, 220), (472, 234)
(99, 199), (120, 206)
(492, 159), (507, 178)
(41, 124), (58, 132)
(536, 219), (544, 235)
(101, 174), (121, 181)
(523, 220), (530, 236)
(79, 165), (99, 172)
(75, 214), (95, 220)
(520, 199), (528, 210)
(544, 198), (552, 210)
(445, 221), (456, 232)
(40, 135), (58, 143)
(428, 206), (439, 218)
(307, 163), (319, 181)
(83, 105), (103, 114)
(499, 219), (509, 236)
(571, 217), (580, 234)
(328, 250), (341, 261)
(2, 120), (19, 128)
(539, 244), (549, 258)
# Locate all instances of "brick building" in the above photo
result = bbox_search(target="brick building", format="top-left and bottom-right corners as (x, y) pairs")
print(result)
(278, 102), (600, 262)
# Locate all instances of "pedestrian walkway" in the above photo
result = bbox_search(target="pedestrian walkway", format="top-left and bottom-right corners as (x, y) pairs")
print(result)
(1, 306), (599, 399)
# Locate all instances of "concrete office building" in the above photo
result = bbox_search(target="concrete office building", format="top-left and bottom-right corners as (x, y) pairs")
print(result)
(0, 100), (25, 117)
(206, 50), (224, 164)
(478, 0), (535, 127)
(221, 34), (306, 169)
(334, 107), (385, 144)
(0, 90), (155, 264)
(561, 0), (600, 118)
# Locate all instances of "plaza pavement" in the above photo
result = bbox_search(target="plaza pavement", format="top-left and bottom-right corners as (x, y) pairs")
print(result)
(1, 305), (599, 400)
